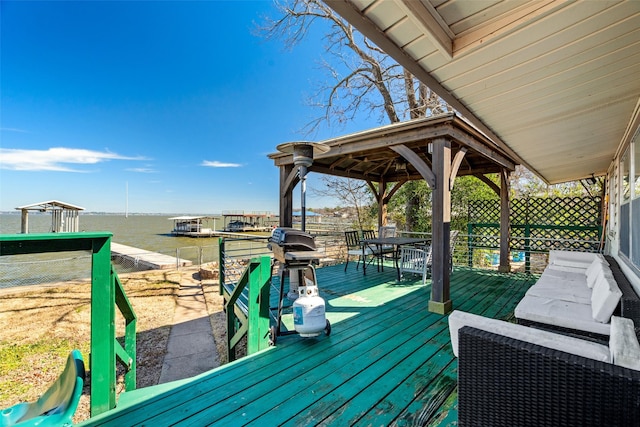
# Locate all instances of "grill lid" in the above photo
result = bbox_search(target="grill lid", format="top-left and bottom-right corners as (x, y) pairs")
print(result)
(268, 227), (316, 251)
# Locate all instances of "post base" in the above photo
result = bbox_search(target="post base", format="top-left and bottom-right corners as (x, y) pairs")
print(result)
(428, 299), (453, 315)
(498, 264), (511, 273)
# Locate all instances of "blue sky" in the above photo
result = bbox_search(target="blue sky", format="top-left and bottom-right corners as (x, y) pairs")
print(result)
(1, 0), (369, 214)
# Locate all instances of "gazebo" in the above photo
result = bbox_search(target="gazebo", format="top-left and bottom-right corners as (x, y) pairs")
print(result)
(269, 113), (520, 314)
(15, 200), (85, 234)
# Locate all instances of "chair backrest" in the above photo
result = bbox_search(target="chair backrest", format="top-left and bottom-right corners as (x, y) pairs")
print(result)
(379, 226), (396, 239)
(400, 247), (428, 272)
(344, 230), (361, 248)
(362, 229), (376, 241)
(450, 230), (460, 256)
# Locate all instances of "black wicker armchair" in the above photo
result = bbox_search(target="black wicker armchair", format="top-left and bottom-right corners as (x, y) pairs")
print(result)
(457, 326), (640, 427)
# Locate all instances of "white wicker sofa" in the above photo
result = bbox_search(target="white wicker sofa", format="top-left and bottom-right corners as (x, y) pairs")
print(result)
(448, 310), (640, 426)
(515, 251), (621, 339)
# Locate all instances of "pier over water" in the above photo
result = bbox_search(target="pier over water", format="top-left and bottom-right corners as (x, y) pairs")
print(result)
(111, 243), (192, 270)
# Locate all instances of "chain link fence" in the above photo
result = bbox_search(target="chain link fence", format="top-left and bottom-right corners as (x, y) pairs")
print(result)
(1, 252), (94, 289)
(0, 245), (222, 290)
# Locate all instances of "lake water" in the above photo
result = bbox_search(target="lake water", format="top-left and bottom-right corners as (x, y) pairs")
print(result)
(0, 214), (272, 288)
(0, 214), (225, 252)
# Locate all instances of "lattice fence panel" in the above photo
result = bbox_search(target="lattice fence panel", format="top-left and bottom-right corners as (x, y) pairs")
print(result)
(468, 200), (500, 224)
(522, 197), (602, 226)
(469, 196), (602, 252)
(469, 226), (500, 249)
(469, 197), (602, 226)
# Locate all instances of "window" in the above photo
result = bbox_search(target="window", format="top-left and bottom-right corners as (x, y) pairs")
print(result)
(620, 148), (630, 257)
(619, 132), (640, 269)
(633, 136), (640, 266)
(622, 148), (631, 203)
(609, 165), (617, 237)
(635, 135), (640, 199)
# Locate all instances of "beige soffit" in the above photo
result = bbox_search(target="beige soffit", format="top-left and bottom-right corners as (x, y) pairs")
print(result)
(325, 0), (640, 184)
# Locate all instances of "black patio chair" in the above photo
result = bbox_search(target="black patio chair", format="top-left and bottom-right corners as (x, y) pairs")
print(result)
(344, 230), (375, 271)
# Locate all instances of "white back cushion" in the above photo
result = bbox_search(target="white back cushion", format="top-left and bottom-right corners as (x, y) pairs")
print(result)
(591, 270), (622, 323)
(585, 259), (612, 289)
(549, 250), (597, 267)
(448, 310), (610, 361)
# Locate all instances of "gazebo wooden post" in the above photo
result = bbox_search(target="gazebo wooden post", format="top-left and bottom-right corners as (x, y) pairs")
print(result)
(279, 164), (295, 227)
(428, 137), (452, 315)
(499, 168), (511, 273)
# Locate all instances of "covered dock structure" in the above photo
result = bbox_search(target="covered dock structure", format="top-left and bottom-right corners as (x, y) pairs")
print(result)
(15, 200), (84, 234)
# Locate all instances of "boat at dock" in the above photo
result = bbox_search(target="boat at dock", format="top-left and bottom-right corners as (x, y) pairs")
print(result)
(222, 211), (274, 233)
(168, 216), (218, 237)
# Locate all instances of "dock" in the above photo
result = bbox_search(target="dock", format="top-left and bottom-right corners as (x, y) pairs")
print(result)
(111, 243), (193, 270)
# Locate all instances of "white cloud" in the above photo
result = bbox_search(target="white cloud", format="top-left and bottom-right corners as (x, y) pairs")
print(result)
(0, 147), (146, 172)
(126, 167), (157, 173)
(0, 127), (29, 133)
(201, 160), (242, 168)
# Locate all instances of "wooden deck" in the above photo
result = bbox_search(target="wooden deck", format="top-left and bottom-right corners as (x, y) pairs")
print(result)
(80, 264), (537, 426)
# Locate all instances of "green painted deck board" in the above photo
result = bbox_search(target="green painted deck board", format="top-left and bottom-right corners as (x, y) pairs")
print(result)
(81, 265), (537, 426)
(252, 305), (444, 425)
(185, 301), (433, 425)
(315, 271), (516, 426)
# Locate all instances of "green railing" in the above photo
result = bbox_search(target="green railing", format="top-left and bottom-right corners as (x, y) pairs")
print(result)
(0, 232), (137, 416)
(219, 238), (271, 362)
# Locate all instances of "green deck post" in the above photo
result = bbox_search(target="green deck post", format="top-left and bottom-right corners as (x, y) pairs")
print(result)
(0, 233), (137, 418)
(91, 235), (116, 416)
(247, 256), (272, 354)
(114, 270), (137, 391)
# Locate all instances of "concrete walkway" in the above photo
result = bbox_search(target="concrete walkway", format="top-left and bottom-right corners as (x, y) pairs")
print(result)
(158, 274), (220, 383)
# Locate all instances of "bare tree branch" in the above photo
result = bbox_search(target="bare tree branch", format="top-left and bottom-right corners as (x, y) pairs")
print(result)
(258, 0), (453, 220)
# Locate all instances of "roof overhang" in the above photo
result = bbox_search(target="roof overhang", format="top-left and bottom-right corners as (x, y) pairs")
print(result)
(324, 0), (640, 184)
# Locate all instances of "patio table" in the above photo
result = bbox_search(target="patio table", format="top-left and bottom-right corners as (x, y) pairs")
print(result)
(362, 237), (429, 279)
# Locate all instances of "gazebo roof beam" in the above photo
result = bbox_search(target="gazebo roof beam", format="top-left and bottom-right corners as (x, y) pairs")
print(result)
(329, 156), (350, 170)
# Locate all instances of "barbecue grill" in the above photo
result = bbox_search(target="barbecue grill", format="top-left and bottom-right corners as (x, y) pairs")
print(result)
(268, 227), (317, 263)
(268, 227), (331, 344)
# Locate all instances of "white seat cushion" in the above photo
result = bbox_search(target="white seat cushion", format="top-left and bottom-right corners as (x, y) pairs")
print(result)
(515, 295), (611, 336)
(448, 310), (611, 362)
(526, 283), (592, 304)
(529, 278), (589, 293)
(535, 272), (588, 289)
(348, 247), (373, 256)
(540, 267), (587, 283)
